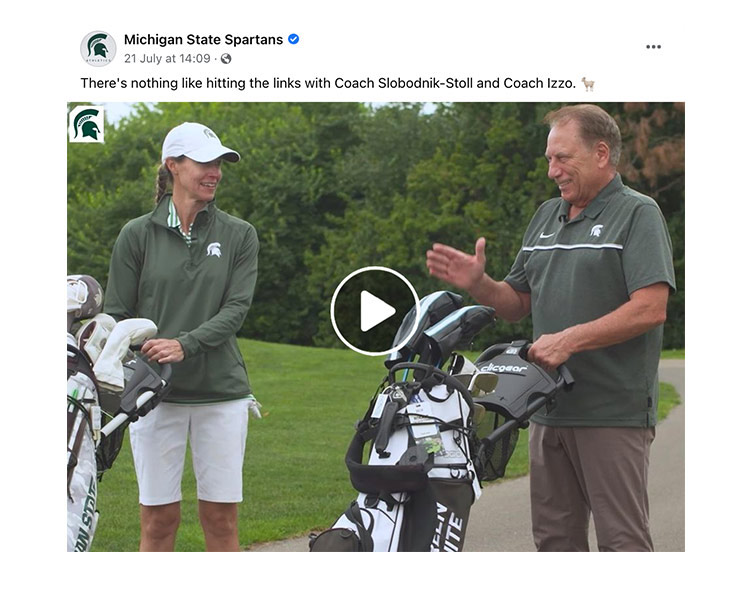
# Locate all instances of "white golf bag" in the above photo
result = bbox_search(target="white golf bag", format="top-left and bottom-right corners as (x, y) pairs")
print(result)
(310, 293), (496, 552)
(311, 363), (481, 552)
(309, 292), (575, 553)
(67, 278), (171, 551)
(67, 335), (101, 551)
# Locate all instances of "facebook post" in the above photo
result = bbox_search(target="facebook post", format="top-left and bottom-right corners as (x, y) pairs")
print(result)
(17, 0), (742, 587)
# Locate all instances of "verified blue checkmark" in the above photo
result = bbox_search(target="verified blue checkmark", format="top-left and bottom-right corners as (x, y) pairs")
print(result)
(288, 33), (299, 44)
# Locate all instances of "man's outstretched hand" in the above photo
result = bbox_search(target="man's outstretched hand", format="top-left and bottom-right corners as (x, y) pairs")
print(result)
(426, 237), (487, 292)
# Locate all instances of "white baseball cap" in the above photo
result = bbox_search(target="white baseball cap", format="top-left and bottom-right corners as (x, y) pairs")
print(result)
(161, 122), (240, 163)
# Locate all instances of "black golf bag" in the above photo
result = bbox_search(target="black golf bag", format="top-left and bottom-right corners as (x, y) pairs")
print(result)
(310, 293), (574, 552)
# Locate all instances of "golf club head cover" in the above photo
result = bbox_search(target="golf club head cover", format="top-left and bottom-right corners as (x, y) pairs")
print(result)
(423, 305), (496, 364)
(93, 318), (157, 391)
(385, 291), (464, 367)
(66, 274), (104, 333)
(75, 313), (117, 364)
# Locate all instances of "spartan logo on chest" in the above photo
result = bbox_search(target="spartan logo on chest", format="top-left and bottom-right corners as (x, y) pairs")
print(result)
(206, 242), (222, 257)
(590, 224), (604, 237)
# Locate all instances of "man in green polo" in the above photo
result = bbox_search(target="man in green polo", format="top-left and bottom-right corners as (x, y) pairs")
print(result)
(426, 104), (675, 551)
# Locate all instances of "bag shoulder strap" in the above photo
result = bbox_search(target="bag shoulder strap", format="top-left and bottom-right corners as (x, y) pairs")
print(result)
(344, 502), (374, 552)
(67, 343), (98, 387)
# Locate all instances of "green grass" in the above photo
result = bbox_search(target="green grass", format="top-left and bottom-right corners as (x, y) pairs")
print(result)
(90, 340), (682, 551)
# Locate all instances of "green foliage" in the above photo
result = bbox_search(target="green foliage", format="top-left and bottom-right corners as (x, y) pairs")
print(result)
(68, 102), (685, 348)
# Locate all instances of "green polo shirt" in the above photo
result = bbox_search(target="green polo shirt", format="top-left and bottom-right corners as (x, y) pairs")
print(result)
(505, 174), (676, 427)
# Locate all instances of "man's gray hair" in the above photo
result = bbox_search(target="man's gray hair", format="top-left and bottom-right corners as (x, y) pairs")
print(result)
(543, 104), (622, 166)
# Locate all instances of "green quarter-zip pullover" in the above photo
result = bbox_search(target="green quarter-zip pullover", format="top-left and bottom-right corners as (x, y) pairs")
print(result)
(104, 195), (259, 403)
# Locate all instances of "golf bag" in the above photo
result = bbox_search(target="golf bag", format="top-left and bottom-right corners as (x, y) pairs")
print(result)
(67, 335), (101, 552)
(311, 363), (481, 552)
(67, 275), (172, 551)
(310, 293), (575, 552)
(310, 294), (495, 552)
(66, 336), (172, 551)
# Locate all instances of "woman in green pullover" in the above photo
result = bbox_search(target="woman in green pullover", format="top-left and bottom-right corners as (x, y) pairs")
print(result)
(105, 122), (259, 551)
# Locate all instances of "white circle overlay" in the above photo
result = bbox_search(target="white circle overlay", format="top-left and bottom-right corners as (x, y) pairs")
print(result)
(330, 266), (420, 357)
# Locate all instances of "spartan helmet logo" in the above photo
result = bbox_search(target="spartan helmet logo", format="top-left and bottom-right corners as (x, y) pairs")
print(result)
(590, 224), (604, 237)
(206, 242), (222, 257)
(69, 106), (105, 143)
(80, 31), (116, 66)
(87, 33), (110, 58)
(73, 109), (102, 140)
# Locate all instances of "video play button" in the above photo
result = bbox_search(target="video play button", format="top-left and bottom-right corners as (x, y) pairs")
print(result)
(331, 266), (420, 356)
(360, 290), (396, 332)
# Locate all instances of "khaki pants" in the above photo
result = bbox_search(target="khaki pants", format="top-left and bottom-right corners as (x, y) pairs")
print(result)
(529, 423), (655, 551)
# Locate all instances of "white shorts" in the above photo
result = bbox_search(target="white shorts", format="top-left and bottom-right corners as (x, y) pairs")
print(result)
(129, 398), (251, 506)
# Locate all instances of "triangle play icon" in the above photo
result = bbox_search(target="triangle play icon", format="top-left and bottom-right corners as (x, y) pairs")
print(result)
(360, 290), (396, 332)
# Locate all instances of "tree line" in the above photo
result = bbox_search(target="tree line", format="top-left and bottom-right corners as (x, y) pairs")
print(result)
(67, 102), (685, 349)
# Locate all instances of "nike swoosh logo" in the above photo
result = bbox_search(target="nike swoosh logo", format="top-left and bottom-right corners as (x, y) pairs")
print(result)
(539, 232), (555, 239)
